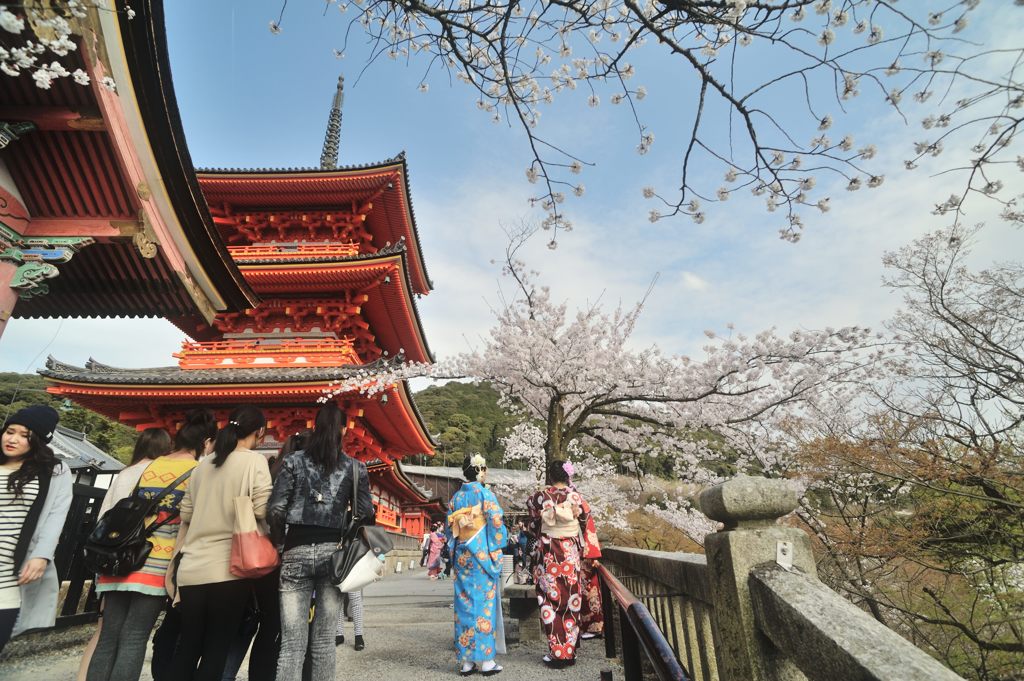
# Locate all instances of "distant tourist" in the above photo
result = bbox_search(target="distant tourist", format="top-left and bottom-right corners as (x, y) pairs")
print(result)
(447, 453), (507, 677)
(170, 405), (273, 680)
(86, 419), (206, 681)
(525, 459), (601, 669)
(512, 522), (529, 584)
(0, 405), (72, 654)
(425, 522), (446, 579)
(419, 527), (431, 567)
(268, 401), (373, 681)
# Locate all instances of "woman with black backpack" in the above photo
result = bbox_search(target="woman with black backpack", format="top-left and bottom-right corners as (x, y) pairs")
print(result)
(86, 410), (215, 681)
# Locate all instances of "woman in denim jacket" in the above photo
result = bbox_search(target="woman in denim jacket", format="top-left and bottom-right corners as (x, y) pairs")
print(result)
(267, 402), (373, 681)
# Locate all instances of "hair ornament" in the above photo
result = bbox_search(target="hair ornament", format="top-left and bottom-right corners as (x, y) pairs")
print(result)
(562, 461), (575, 478)
(470, 454), (487, 469)
(228, 420), (240, 426)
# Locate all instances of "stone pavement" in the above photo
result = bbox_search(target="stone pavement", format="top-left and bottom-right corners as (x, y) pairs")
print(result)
(0, 569), (621, 680)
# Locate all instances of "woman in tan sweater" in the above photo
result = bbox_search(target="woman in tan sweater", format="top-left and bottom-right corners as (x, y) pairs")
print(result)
(169, 405), (272, 681)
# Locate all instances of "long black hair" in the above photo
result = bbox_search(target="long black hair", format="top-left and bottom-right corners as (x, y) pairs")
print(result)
(212, 405), (266, 467)
(270, 429), (310, 479)
(173, 409), (218, 459)
(1, 430), (59, 496)
(304, 402), (344, 472)
(130, 427), (172, 465)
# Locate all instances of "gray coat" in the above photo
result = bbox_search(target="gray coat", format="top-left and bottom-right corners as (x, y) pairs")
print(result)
(13, 464), (72, 635)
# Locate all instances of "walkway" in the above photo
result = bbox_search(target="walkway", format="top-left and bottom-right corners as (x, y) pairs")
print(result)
(0, 570), (620, 680)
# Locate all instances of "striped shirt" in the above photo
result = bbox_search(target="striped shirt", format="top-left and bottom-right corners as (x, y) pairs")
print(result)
(0, 469), (40, 609)
(96, 457), (196, 597)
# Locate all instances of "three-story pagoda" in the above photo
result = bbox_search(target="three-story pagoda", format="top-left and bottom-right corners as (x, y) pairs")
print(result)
(42, 77), (442, 536)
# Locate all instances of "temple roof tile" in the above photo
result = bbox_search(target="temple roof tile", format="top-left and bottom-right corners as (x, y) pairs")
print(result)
(41, 353), (405, 385)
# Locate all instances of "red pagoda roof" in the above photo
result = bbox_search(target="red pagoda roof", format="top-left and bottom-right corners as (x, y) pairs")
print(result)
(0, 9), (256, 321)
(40, 356), (435, 460)
(196, 157), (431, 295)
(232, 244), (431, 363)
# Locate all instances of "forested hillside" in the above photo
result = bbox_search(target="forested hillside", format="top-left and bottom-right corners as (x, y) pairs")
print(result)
(0, 373), (138, 462)
(412, 381), (520, 466)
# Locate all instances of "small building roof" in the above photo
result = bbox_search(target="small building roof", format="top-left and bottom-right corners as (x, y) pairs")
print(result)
(401, 465), (541, 512)
(50, 425), (124, 474)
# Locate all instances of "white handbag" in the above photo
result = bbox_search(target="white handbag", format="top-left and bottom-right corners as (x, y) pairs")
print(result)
(338, 550), (386, 591)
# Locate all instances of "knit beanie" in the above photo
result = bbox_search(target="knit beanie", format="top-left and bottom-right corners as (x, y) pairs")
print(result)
(3, 405), (60, 444)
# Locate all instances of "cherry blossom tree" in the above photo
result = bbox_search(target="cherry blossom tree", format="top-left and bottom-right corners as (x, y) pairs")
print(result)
(0, 1), (123, 91)
(7, 2), (1020, 242)
(284, 0), (1023, 243)
(450, 226), (880, 484)
(778, 224), (1024, 678)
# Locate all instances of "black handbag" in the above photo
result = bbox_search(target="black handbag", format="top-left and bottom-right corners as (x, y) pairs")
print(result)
(330, 458), (393, 586)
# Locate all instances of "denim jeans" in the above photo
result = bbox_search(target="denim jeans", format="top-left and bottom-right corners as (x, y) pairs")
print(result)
(275, 543), (342, 681)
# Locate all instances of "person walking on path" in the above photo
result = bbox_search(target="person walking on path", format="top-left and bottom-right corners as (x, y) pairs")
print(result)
(87, 415), (212, 681)
(169, 406), (272, 681)
(334, 590), (365, 650)
(0, 405), (72, 654)
(419, 528), (431, 568)
(446, 454), (507, 677)
(267, 401), (373, 681)
(513, 522), (530, 585)
(425, 523), (446, 579)
(525, 459), (600, 669)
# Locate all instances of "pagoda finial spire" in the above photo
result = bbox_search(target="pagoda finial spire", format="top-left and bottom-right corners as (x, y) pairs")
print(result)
(319, 75), (344, 170)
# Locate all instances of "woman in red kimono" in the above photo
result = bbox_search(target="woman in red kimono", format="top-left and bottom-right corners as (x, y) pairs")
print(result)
(525, 459), (601, 668)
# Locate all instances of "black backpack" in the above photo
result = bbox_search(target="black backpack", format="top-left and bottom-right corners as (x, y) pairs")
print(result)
(83, 465), (194, 577)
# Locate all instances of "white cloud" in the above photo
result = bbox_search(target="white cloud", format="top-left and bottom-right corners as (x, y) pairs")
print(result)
(678, 271), (709, 291)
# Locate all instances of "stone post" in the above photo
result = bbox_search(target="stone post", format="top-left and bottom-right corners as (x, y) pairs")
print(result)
(697, 475), (814, 681)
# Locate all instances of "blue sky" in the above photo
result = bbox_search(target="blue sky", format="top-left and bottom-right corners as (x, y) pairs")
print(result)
(2, 1), (1022, 375)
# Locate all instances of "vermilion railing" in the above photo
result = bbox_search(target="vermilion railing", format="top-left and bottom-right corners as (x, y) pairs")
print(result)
(227, 242), (360, 260)
(175, 338), (360, 369)
(376, 505), (399, 528)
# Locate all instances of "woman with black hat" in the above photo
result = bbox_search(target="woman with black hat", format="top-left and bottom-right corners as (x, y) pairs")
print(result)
(0, 404), (72, 652)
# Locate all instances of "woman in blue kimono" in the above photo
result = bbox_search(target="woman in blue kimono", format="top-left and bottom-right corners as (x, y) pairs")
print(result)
(446, 454), (507, 677)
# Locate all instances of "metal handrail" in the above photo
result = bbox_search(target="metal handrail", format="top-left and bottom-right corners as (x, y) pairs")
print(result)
(596, 561), (690, 681)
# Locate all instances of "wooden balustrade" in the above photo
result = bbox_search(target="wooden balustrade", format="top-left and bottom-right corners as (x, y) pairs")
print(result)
(227, 242), (360, 260)
(376, 504), (399, 528)
(174, 337), (360, 368)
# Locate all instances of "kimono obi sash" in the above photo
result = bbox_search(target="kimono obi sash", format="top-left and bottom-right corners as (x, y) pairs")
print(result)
(449, 503), (485, 542)
(541, 500), (579, 538)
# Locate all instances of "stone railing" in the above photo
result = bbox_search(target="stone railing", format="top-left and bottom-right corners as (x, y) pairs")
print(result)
(600, 475), (964, 681)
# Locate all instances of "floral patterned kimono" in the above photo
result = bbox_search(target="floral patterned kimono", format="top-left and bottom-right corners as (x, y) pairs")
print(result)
(526, 485), (601, 662)
(579, 512), (604, 635)
(426, 530), (446, 578)
(446, 481), (508, 664)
